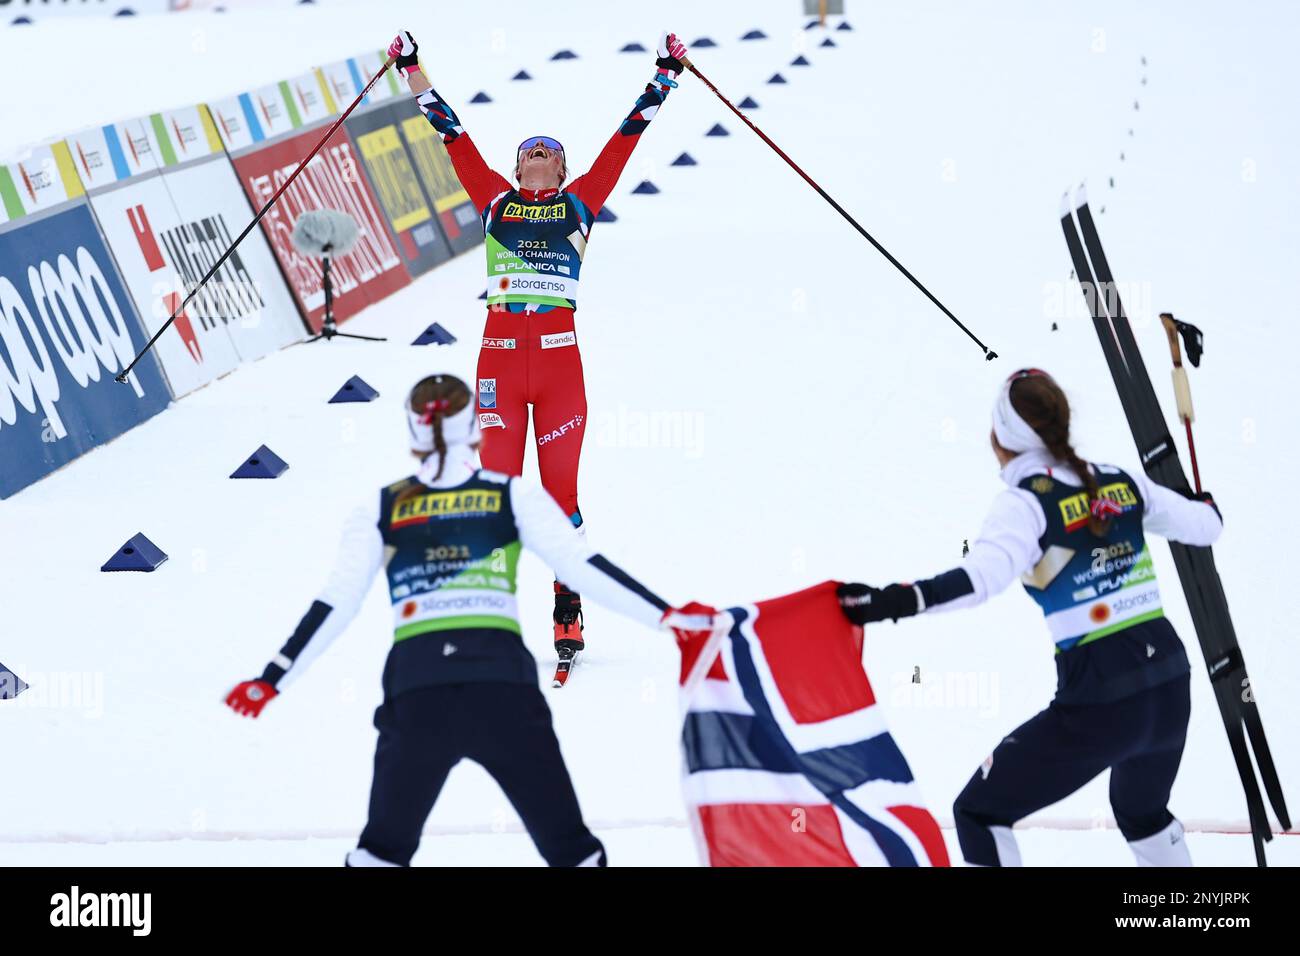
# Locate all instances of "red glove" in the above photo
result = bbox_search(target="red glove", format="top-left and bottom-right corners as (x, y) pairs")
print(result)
(226, 679), (278, 718)
(388, 30), (420, 77)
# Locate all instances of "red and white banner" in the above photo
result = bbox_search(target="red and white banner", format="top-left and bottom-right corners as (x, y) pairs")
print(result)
(230, 127), (410, 331)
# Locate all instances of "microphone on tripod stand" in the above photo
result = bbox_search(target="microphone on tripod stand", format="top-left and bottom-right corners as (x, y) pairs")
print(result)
(291, 209), (387, 343)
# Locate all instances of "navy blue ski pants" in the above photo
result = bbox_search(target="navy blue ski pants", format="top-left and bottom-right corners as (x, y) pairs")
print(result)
(357, 682), (606, 867)
(953, 673), (1191, 866)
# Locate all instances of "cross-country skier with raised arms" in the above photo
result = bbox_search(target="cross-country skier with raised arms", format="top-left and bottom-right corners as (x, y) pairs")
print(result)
(387, 29), (689, 676)
(837, 369), (1223, 867)
(225, 374), (713, 866)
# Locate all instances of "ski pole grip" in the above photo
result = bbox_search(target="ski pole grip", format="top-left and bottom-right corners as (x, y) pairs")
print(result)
(679, 54), (695, 71)
(1171, 366), (1195, 423)
(1160, 312), (1183, 365)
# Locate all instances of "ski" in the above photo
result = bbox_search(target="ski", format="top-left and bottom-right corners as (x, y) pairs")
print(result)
(1060, 189), (1290, 865)
(551, 646), (579, 688)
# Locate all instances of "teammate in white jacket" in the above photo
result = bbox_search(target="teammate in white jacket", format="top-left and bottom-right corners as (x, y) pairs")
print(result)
(226, 372), (707, 867)
(839, 368), (1223, 868)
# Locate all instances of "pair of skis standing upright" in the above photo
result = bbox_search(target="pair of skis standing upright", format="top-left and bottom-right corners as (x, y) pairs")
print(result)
(1061, 191), (1290, 865)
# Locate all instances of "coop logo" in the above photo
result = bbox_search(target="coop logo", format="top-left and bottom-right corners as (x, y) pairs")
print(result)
(481, 337), (516, 349)
(49, 886), (151, 937)
(540, 331), (575, 350)
(0, 246), (151, 439)
(478, 378), (497, 409)
(537, 413), (584, 446)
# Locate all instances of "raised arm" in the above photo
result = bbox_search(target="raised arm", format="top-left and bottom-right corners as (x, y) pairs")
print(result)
(390, 30), (511, 213)
(226, 502), (384, 716)
(567, 33), (688, 216)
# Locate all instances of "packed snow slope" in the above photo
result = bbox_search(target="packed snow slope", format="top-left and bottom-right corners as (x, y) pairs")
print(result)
(2, 1), (1298, 863)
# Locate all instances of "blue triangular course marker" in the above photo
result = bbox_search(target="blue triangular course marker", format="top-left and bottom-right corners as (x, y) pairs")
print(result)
(692, 37), (717, 48)
(791, 55), (810, 66)
(837, 21), (854, 31)
(470, 91), (492, 103)
(670, 152), (697, 166)
(596, 206), (618, 222)
(12, 15), (33, 24)
(477, 290), (487, 299)
(551, 49), (577, 60)
(706, 123), (729, 136)
(804, 19), (819, 29)
(115, 8), (138, 15)
(412, 322), (457, 345)
(741, 29), (766, 40)
(329, 375), (379, 404)
(101, 533), (169, 572)
(0, 661), (28, 700)
(820, 37), (836, 47)
(631, 180), (660, 195)
(231, 445), (289, 479)
(738, 96), (759, 109)
(620, 42), (646, 52)
(768, 73), (787, 84)
(512, 70), (532, 80)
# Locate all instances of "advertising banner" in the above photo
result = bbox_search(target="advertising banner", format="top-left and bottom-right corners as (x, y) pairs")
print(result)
(158, 156), (306, 357)
(396, 108), (481, 255)
(281, 70), (339, 126)
(0, 143), (85, 224)
(62, 126), (130, 192)
(351, 50), (403, 104)
(63, 107), (224, 194)
(88, 172), (243, 393)
(230, 127), (410, 330)
(319, 59), (370, 112)
(79, 105), (305, 396)
(0, 203), (171, 499)
(345, 103), (452, 277)
(150, 105), (226, 163)
(206, 94), (265, 153)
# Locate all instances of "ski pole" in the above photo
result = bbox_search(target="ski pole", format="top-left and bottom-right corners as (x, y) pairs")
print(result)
(1159, 312), (1205, 493)
(115, 57), (396, 384)
(680, 55), (997, 361)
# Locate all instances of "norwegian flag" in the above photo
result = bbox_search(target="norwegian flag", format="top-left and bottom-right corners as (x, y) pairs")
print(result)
(670, 582), (949, 867)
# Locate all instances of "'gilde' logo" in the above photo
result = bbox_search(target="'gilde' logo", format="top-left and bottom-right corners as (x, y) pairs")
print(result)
(0, 246), (149, 438)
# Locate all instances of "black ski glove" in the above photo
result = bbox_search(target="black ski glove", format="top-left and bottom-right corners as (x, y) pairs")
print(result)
(837, 582), (920, 625)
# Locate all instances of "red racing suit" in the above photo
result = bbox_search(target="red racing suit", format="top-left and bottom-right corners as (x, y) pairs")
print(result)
(411, 68), (674, 526)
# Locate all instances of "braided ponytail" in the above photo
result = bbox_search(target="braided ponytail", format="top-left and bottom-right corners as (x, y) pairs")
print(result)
(404, 374), (471, 491)
(1010, 375), (1112, 536)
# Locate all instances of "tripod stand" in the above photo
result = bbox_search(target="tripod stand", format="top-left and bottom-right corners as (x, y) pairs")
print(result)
(306, 246), (387, 343)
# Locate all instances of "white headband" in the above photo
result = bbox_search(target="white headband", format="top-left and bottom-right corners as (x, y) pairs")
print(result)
(407, 401), (480, 454)
(991, 375), (1047, 453)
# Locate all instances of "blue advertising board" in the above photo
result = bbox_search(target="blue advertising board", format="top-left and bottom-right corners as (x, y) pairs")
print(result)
(0, 203), (172, 499)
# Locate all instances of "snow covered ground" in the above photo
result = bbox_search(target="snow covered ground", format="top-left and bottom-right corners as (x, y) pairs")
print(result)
(2, 0), (1298, 866)
(3, 826), (1296, 867)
